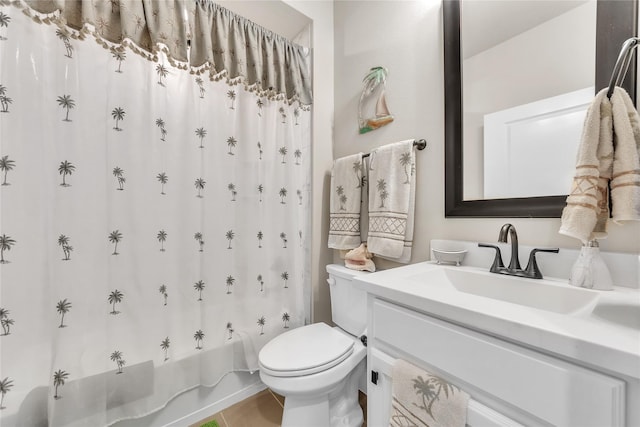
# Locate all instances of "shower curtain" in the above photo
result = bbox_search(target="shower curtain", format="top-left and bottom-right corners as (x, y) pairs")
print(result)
(0, 1), (311, 425)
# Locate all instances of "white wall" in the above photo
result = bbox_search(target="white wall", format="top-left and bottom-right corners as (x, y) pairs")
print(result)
(333, 1), (640, 275)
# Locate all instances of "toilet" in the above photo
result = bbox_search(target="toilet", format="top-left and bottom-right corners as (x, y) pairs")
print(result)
(258, 264), (369, 427)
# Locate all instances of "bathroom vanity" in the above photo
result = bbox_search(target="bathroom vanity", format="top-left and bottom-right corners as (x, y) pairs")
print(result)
(353, 242), (640, 426)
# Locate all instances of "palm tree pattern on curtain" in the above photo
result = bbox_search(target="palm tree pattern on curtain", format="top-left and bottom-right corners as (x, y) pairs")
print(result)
(56, 299), (72, 328)
(58, 235), (73, 260)
(160, 337), (170, 361)
(0, 6), (310, 420)
(194, 280), (205, 301)
(0, 85), (12, 113)
(0, 234), (15, 264)
(111, 107), (125, 131)
(0, 307), (14, 336)
(57, 95), (75, 121)
(156, 118), (167, 141)
(110, 350), (126, 374)
(195, 127), (207, 148)
(0, 11), (10, 41)
(112, 49), (126, 73)
(226, 322), (234, 340)
(159, 285), (168, 306)
(0, 156), (14, 186)
(52, 370), (69, 399)
(0, 377), (14, 409)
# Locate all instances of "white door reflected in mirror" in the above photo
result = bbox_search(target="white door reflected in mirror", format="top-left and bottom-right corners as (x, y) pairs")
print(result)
(482, 87), (593, 199)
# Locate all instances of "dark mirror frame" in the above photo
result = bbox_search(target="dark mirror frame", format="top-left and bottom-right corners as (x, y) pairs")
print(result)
(444, 0), (638, 217)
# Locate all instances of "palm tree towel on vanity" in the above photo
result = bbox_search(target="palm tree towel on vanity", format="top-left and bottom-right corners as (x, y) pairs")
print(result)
(390, 359), (469, 427)
(367, 140), (416, 263)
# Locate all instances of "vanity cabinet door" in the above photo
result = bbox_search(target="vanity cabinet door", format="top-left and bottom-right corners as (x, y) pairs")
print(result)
(369, 347), (525, 427)
(369, 299), (625, 427)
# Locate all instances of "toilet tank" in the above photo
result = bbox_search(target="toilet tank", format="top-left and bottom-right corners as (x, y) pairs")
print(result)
(326, 264), (369, 337)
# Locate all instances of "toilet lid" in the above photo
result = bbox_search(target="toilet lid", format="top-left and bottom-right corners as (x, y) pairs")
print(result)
(259, 323), (354, 377)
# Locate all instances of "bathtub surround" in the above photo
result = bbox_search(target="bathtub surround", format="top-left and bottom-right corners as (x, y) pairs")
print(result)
(0, 1), (310, 425)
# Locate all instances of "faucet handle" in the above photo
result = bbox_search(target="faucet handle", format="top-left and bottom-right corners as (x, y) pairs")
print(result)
(478, 243), (505, 273)
(524, 248), (559, 279)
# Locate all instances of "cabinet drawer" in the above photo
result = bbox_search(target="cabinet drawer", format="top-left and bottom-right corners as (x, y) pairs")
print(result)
(372, 299), (625, 427)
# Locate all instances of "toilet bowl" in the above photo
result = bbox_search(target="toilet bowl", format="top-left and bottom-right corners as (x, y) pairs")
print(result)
(258, 265), (370, 427)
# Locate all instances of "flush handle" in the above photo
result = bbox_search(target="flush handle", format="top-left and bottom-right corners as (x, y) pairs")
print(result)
(326, 278), (336, 286)
(371, 370), (379, 385)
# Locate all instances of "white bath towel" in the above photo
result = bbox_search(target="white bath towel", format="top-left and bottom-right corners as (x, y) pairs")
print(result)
(329, 153), (365, 249)
(367, 140), (415, 263)
(390, 360), (469, 427)
(560, 87), (640, 243)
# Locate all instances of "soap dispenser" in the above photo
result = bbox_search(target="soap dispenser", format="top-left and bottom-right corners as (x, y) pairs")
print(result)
(568, 240), (613, 291)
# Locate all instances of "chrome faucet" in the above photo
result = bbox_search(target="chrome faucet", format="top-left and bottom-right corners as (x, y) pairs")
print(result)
(479, 223), (559, 279)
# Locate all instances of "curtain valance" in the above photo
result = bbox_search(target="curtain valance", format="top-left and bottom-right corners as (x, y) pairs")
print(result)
(187, 0), (312, 105)
(10, 0), (312, 104)
(20, 0), (189, 64)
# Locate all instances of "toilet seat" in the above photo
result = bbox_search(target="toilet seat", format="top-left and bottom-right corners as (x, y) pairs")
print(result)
(259, 322), (355, 377)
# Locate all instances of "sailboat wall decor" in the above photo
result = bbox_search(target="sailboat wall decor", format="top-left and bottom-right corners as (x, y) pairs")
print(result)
(358, 67), (394, 134)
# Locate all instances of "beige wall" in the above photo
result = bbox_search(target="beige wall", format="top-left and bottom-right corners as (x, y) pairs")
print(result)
(332, 0), (640, 279)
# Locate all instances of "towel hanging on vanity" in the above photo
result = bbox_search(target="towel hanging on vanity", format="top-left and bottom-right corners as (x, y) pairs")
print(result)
(328, 153), (365, 249)
(559, 87), (640, 243)
(390, 359), (469, 427)
(367, 140), (416, 263)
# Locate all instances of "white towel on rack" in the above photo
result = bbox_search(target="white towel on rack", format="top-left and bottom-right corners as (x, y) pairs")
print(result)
(559, 87), (640, 242)
(328, 153), (364, 250)
(367, 140), (415, 263)
(390, 359), (469, 427)
(610, 88), (640, 223)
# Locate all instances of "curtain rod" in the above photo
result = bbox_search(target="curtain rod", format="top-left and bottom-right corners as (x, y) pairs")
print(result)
(362, 139), (427, 158)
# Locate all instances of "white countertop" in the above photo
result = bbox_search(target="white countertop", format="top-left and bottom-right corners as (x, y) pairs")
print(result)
(353, 261), (640, 380)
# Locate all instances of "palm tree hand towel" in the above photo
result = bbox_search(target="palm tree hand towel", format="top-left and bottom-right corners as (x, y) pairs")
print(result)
(390, 359), (469, 427)
(328, 153), (365, 250)
(560, 87), (640, 243)
(367, 140), (415, 263)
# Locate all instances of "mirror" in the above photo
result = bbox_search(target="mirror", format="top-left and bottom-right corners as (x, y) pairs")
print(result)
(444, 0), (638, 217)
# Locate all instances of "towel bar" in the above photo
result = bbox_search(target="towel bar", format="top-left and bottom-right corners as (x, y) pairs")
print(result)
(362, 139), (426, 158)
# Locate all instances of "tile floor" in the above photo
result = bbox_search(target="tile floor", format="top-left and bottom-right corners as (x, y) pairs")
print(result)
(192, 389), (367, 427)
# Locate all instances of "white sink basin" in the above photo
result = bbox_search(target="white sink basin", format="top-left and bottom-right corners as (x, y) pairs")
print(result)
(410, 267), (599, 314)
